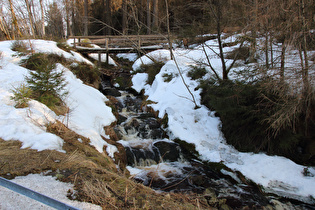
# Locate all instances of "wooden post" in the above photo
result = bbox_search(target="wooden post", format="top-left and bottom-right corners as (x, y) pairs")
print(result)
(98, 52), (101, 67)
(138, 36), (141, 48)
(105, 38), (109, 65)
(73, 38), (76, 48)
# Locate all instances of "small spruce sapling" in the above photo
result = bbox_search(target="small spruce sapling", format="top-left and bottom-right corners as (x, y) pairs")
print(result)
(11, 84), (32, 108)
(25, 60), (68, 107)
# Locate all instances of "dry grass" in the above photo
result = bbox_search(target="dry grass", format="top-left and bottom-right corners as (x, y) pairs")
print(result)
(0, 138), (67, 179)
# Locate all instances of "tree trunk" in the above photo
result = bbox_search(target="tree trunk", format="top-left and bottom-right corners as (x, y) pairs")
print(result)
(39, 0), (45, 38)
(152, 0), (159, 31)
(147, 0), (152, 34)
(265, 33), (269, 69)
(280, 39), (286, 84)
(0, 18), (11, 40)
(25, 0), (36, 38)
(249, 0), (258, 63)
(0, 8), (11, 39)
(71, 0), (76, 35)
(215, 1), (227, 80)
(164, 0), (172, 60)
(122, 0), (128, 35)
(300, 0), (309, 93)
(8, 0), (22, 39)
(270, 35), (274, 68)
(105, 0), (112, 35)
(84, 0), (88, 36)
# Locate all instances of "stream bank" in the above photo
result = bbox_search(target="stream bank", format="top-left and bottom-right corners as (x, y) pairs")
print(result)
(98, 63), (315, 210)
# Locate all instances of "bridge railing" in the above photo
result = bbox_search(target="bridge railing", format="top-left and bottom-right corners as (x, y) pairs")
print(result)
(69, 35), (170, 48)
(0, 176), (80, 210)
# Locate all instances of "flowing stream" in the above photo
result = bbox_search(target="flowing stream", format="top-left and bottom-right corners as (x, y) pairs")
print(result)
(99, 73), (314, 209)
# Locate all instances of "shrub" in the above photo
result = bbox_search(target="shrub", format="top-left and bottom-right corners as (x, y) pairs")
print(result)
(225, 46), (250, 61)
(69, 62), (100, 85)
(21, 53), (69, 70)
(135, 62), (164, 85)
(11, 84), (32, 108)
(187, 66), (207, 80)
(162, 73), (175, 82)
(11, 40), (31, 55)
(57, 42), (73, 53)
(198, 79), (302, 162)
(23, 53), (68, 109)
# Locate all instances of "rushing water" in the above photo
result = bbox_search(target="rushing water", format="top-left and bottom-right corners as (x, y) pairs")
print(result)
(100, 76), (315, 209)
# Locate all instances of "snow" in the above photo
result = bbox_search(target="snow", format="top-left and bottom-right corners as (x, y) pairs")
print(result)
(131, 39), (315, 203)
(0, 37), (315, 207)
(0, 40), (117, 208)
(0, 40), (116, 155)
(0, 174), (101, 210)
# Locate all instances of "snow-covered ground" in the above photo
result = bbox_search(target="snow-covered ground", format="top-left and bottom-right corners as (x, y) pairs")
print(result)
(0, 37), (314, 208)
(130, 38), (315, 204)
(0, 40), (116, 208)
(0, 174), (101, 210)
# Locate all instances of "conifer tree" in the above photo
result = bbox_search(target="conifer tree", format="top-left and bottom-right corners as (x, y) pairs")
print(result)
(25, 56), (67, 107)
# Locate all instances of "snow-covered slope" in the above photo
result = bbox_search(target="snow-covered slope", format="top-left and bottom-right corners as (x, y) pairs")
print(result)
(0, 40), (116, 155)
(131, 39), (315, 203)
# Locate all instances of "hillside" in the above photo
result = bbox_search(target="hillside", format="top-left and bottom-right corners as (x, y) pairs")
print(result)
(0, 38), (314, 209)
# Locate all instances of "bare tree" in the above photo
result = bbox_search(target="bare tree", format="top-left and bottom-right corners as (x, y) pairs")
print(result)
(8, 0), (22, 39)
(122, 0), (128, 34)
(0, 6), (11, 39)
(152, 0), (159, 31)
(39, 0), (45, 38)
(25, 0), (36, 38)
(146, 0), (152, 34)
(84, 0), (88, 36)
(105, 0), (112, 34)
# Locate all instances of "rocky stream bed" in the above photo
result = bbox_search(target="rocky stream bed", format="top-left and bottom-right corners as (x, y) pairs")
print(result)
(98, 67), (315, 210)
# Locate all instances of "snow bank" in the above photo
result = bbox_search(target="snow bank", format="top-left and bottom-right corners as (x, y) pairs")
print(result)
(0, 40), (116, 155)
(131, 43), (315, 203)
(0, 174), (101, 210)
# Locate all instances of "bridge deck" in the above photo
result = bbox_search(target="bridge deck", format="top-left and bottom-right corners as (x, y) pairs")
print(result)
(69, 35), (170, 65)
(75, 45), (165, 54)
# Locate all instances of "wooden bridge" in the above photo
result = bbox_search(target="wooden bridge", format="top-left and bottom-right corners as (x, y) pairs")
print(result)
(69, 35), (170, 65)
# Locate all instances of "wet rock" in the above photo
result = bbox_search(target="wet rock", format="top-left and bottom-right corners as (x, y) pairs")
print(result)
(113, 73), (131, 90)
(114, 127), (124, 140)
(137, 113), (156, 119)
(149, 129), (164, 139)
(125, 147), (160, 166)
(101, 87), (122, 97)
(136, 118), (164, 139)
(153, 141), (182, 162)
(117, 114), (127, 124)
(122, 95), (143, 112)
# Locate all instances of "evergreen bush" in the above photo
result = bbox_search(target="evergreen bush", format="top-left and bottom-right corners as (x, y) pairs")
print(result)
(11, 84), (32, 108)
(162, 73), (175, 82)
(187, 66), (207, 80)
(21, 53), (68, 110)
(22, 53), (69, 70)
